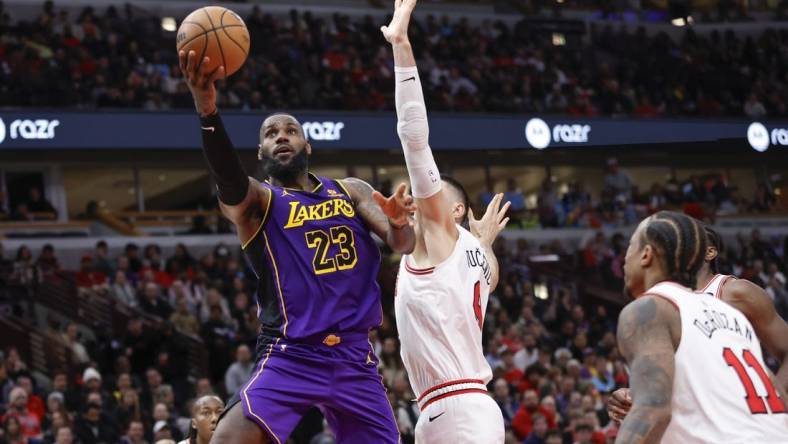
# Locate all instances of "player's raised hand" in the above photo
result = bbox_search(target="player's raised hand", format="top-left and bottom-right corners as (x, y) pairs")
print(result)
(373, 183), (416, 228)
(468, 193), (510, 248)
(607, 388), (633, 423)
(178, 49), (225, 116)
(381, 0), (418, 45)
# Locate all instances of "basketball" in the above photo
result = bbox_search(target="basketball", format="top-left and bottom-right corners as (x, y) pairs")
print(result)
(176, 6), (250, 77)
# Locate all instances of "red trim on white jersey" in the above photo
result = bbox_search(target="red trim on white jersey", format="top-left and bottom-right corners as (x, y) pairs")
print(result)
(695, 274), (722, 294)
(421, 388), (490, 410)
(418, 379), (485, 402)
(715, 275), (736, 299)
(404, 261), (435, 275)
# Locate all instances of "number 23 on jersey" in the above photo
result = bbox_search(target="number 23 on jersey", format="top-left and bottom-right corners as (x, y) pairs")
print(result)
(304, 225), (358, 275)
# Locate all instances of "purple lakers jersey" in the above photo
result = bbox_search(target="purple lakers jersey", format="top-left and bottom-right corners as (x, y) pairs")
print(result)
(242, 174), (382, 342)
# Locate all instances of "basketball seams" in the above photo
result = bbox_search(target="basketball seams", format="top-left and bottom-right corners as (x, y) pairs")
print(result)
(221, 27), (249, 58)
(178, 7), (247, 76)
(218, 9), (248, 57)
(202, 8), (228, 78)
(176, 23), (208, 53)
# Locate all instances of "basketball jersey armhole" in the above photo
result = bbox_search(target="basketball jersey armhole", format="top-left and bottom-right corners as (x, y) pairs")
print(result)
(716, 275), (736, 299)
(334, 179), (352, 200)
(242, 186), (275, 251)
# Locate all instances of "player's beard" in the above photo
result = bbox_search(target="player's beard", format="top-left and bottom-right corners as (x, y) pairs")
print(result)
(262, 148), (309, 184)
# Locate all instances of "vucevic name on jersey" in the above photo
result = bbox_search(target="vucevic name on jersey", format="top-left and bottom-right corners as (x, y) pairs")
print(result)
(465, 247), (492, 286)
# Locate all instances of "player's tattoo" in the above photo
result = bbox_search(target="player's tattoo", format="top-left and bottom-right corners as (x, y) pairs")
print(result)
(341, 177), (415, 254)
(615, 296), (678, 444)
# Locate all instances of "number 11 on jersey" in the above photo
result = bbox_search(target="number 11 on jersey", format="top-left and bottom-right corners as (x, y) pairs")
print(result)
(723, 347), (787, 415)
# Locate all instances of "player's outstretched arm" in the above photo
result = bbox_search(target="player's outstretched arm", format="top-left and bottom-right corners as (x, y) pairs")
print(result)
(724, 279), (788, 393)
(615, 296), (679, 444)
(342, 178), (416, 254)
(383, 0), (457, 257)
(178, 50), (270, 245)
(468, 193), (510, 292)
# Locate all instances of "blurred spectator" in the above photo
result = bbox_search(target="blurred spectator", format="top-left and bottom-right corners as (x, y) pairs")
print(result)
(5, 387), (42, 439)
(93, 241), (114, 277)
(751, 184), (776, 213)
(522, 413), (550, 444)
(512, 390), (556, 439)
(504, 179), (527, 224)
(111, 270), (138, 307)
(0, 243), (13, 282)
(13, 246), (36, 284)
(15, 376), (44, 423)
(25, 188), (57, 219)
(2, 415), (43, 444)
(119, 420), (148, 444)
(744, 93), (767, 118)
(544, 429), (563, 444)
(75, 255), (107, 291)
(73, 399), (117, 444)
(139, 283), (173, 319)
(602, 158), (631, 202)
(224, 345), (254, 396)
(185, 216), (213, 235)
(35, 244), (60, 277)
(52, 426), (74, 444)
(169, 298), (200, 337)
(492, 378), (519, 426)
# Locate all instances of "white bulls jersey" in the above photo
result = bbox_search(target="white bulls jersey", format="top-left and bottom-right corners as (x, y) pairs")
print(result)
(695, 273), (737, 299)
(644, 281), (788, 444)
(395, 226), (493, 397)
(395, 226), (503, 443)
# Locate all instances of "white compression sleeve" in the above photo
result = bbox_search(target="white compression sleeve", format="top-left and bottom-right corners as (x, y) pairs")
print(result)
(395, 66), (441, 199)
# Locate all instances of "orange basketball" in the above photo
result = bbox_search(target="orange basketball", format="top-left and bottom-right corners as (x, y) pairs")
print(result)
(176, 6), (250, 78)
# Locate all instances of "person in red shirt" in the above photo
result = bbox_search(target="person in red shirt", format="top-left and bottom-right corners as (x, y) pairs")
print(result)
(512, 390), (557, 439)
(500, 348), (524, 386)
(75, 256), (107, 290)
(4, 387), (42, 439)
(15, 376), (45, 422)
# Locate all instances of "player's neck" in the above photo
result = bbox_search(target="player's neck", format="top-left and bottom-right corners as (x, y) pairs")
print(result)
(643, 267), (670, 291)
(268, 170), (312, 190)
(695, 268), (714, 289)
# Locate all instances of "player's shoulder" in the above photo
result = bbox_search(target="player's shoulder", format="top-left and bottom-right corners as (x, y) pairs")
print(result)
(617, 295), (681, 352)
(335, 177), (371, 201)
(720, 277), (773, 320)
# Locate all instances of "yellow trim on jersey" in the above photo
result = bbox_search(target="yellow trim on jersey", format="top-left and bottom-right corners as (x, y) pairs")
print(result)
(264, 173), (323, 193)
(335, 179), (352, 198)
(241, 188), (273, 251)
(263, 232), (289, 337)
(241, 338), (282, 444)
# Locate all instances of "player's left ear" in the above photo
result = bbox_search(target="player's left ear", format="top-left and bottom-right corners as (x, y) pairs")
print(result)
(641, 244), (655, 268)
(306, 142), (312, 156)
(705, 246), (718, 262)
(451, 202), (466, 223)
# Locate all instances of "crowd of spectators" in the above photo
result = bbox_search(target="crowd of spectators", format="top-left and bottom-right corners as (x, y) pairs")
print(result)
(480, 159), (781, 231)
(1, 214), (787, 443)
(4, 1), (788, 117)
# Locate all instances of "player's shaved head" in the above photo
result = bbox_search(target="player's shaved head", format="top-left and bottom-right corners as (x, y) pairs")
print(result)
(441, 175), (470, 225)
(261, 113), (301, 132)
(258, 112), (311, 183)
